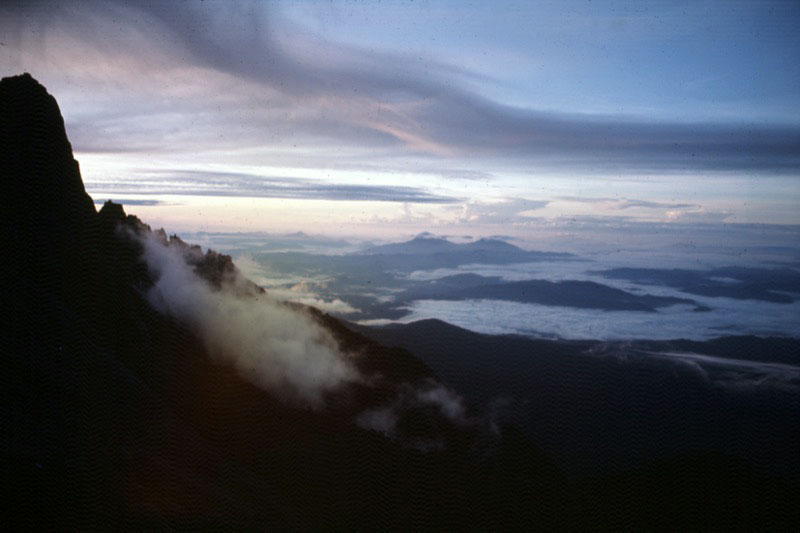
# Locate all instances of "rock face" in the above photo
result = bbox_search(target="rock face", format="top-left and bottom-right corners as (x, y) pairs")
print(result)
(0, 74), (564, 529)
(1, 74), (98, 306)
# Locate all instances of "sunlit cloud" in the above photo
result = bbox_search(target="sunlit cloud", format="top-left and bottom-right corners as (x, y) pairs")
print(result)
(666, 209), (731, 224)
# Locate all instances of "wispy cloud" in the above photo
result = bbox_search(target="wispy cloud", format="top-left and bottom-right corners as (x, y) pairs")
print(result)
(618, 199), (695, 210)
(93, 198), (170, 206)
(3, 0), (798, 175)
(357, 198), (551, 229)
(666, 209), (731, 224)
(557, 196), (697, 210)
(87, 170), (461, 203)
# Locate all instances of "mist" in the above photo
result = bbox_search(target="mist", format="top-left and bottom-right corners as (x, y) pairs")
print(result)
(139, 232), (359, 407)
(356, 378), (486, 451)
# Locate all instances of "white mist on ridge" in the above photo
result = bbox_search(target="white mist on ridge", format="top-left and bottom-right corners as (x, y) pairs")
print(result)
(139, 233), (359, 408)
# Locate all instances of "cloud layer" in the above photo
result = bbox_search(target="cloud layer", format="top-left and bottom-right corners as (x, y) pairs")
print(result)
(4, 0), (799, 175)
(88, 170), (460, 203)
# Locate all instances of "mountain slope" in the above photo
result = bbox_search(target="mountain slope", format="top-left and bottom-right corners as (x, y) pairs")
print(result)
(0, 73), (564, 529)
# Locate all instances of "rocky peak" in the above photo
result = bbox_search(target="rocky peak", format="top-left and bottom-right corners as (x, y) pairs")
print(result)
(1, 73), (98, 308)
(98, 199), (126, 225)
(0, 73), (93, 216)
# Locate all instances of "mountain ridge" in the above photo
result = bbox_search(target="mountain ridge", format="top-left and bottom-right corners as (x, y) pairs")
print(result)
(362, 233), (572, 259)
(2, 73), (797, 529)
(1, 73), (565, 529)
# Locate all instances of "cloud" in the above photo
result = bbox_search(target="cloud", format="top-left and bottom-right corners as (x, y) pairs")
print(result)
(266, 286), (362, 316)
(87, 169), (460, 203)
(352, 197), (551, 230)
(618, 199), (695, 210)
(454, 198), (550, 224)
(3, 0), (798, 174)
(666, 209), (731, 223)
(556, 196), (697, 210)
(623, 349), (800, 393)
(93, 198), (170, 206)
(139, 231), (359, 407)
(288, 297), (360, 315)
(356, 378), (475, 449)
(430, 169), (495, 181)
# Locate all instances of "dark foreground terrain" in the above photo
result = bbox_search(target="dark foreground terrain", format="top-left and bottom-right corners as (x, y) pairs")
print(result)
(356, 320), (800, 479)
(2, 73), (798, 529)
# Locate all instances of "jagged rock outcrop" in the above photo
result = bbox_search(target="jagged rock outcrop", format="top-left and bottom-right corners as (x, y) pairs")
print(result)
(1, 73), (99, 312)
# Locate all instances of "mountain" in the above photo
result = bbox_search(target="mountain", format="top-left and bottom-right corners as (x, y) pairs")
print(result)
(464, 237), (528, 253)
(362, 234), (462, 254)
(362, 234), (573, 264)
(2, 73), (797, 529)
(0, 73), (565, 529)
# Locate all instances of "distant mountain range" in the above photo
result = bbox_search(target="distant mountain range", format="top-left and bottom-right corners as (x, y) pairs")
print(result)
(2, 73), (797, 529)
(362, 233), (574, 264)
(364, 234), (525, 254)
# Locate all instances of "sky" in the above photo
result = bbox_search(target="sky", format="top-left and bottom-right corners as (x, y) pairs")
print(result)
(2, 0), (799, 240)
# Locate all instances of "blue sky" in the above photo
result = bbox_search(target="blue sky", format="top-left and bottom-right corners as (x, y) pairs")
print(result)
(282, 0), (800, 121)
(2, 0), (799, 238)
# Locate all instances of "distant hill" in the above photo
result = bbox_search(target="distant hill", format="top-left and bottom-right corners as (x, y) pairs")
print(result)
(352, 234), (575, 274)
(394, 275), (700, 312)
(465, 237), (529, 253)
(363, 234), (465, 254)
(594, 266), (800, 303)
(363, 234), (571, 259)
